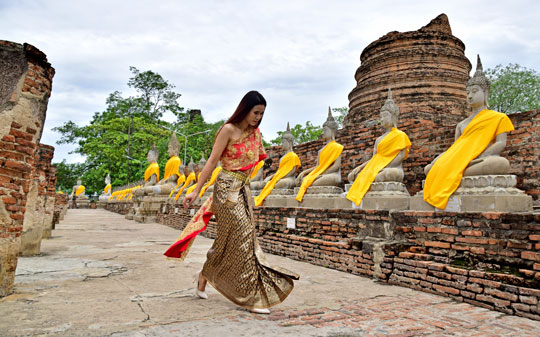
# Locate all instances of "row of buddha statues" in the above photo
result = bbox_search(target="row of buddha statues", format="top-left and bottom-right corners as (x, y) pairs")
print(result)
(98, 56), (531, 217)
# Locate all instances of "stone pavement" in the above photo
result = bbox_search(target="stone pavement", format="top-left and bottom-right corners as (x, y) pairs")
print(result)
(1, 209), (538, 337)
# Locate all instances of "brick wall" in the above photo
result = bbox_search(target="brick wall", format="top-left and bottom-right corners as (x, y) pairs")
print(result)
(0, 40), (54, 296)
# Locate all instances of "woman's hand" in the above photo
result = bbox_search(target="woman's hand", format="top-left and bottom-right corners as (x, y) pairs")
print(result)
(183, 191), (197, 208)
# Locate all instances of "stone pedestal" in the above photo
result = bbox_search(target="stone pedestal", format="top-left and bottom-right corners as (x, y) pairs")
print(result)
(135, 195), (168, 223)
(287, 186), (346, 208)
(343, 182), (410, 210)
(261, 188), (294, 207)
(410, 175), (533, 212)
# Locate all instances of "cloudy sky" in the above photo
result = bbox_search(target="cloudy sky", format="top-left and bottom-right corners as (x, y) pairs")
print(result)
(1, 0), (539, 163)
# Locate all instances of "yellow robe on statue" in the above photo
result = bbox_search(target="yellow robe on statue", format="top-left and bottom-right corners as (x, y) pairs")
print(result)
(424, 109), (514, 209)
(169, 175), (186, 198)
(109, 191), (119, 200)
(75, 185), (85, 196)
(199, 167), (223, 198)
(144, 162), (160, 182)
(250, 160), (265, 179)
(186, 173), (202, 195)
(162, 156), (181, 181)
(296, 140), (344, 202)
(104, 184), (111, 194)
(174, 172), (196, 201)
(255, 152), (301, 206)
(346, 128), (411, 205)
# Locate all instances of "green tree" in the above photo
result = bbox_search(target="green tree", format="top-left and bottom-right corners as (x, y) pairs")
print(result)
(54, 160), (84, 193)
(486, 63), (540, 114)
(53, 67), (185, 191)
(270, 121), (323, 146)
(332, 107), (349, 128)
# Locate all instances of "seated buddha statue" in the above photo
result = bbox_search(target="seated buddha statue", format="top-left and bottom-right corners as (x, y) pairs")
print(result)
(255, 123), (301, 206)
(346, 89), (411, 205)
(169, 164), (186, 198)
(186, 155), (207, 196)
(98, 174), (112, 202)
(249, 159), (266, 191)
(134, 144), (160, 196)
(296, 108), (344, 202)
(152, 132), (182, 196)
(173, 158), (196, 201)
(71, 177), (87, 200)
(423, 55), (514, 209)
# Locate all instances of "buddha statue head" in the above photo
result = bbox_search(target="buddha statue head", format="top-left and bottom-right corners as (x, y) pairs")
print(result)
(467, 55), (490, 110)
(178, 164), (185, 176)
(380, 89), (400, 128)
(76, 177), (82, 186)
(147, 143), (158, 163)
(168, 131), (180, 157)
(322, 107), (338, 141)
(282, 122), (294, 151)
(198, 154), (207, 172)
(105, 174), (111, 185)
(186, 157), (195, 175)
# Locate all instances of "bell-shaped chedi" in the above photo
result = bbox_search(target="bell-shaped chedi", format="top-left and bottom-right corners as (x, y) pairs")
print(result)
(346, 14), (471, 128)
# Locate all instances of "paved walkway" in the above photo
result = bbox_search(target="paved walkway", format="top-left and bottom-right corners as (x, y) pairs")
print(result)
(1, 209), (538, 336)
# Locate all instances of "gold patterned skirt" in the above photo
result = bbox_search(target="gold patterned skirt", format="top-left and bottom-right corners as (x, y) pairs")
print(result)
(201, 171), (299, 309)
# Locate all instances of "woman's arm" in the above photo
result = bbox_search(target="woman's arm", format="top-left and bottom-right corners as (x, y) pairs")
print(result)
(183, 125), (233, 207)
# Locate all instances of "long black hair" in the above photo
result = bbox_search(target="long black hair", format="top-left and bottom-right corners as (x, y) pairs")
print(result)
(226, 90), (266, 128)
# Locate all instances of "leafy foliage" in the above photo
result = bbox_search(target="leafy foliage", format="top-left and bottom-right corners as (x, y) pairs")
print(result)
(268, 107), (348, 146)
(486, 64), (540, 114)
(52, 67), (221, 194)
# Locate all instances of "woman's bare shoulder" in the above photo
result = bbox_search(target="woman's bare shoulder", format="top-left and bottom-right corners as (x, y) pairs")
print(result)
(218, 123), (235, 137)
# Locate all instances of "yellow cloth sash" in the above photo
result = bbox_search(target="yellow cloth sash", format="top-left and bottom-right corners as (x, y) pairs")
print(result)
(424, 109), (514, 209)
(75, 185), (85, 196)
(199, 167), (223, 198)
(169, 174), (186, 198)
(347, 128), (411, 205)
(174, 172), (195, 201)
(250, 160), (265, 179)
(162, 156), (181, 181)
(296, 140), (344, 202)
(144, 162), (160, 182)
(255, 152), (301, 206)
(58, 191), (63, 194)
(108, 191), (119, 200)
(104, 184), (111, 194)
(186, 173), (202, 195)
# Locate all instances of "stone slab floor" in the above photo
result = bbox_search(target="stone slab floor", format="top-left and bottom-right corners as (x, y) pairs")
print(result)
(1, 209), (538, 337)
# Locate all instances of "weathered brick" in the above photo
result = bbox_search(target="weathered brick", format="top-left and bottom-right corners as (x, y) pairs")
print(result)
(521, 251), (540, 262)
(425, 241), (450, 249)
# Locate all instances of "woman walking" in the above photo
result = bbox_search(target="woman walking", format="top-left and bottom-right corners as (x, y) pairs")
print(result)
(164, 91), (299, 314)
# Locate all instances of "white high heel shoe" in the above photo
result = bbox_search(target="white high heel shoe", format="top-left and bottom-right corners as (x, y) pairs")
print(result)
(249, 308), (270, 314)
(195, 272), (208, 299)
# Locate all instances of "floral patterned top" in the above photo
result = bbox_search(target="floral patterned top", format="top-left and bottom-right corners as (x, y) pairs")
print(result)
(220, 126), (267, 171)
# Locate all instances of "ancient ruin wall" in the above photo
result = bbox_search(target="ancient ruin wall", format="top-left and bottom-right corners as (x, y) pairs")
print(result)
(0, 40), (54, 296)
(38, 144), (56, 239)
(53, 192), (68, 226)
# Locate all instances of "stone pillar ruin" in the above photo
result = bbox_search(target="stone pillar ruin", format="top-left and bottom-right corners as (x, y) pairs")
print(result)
(36, 144), (56, 240)
(0, 40), (54, 296)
